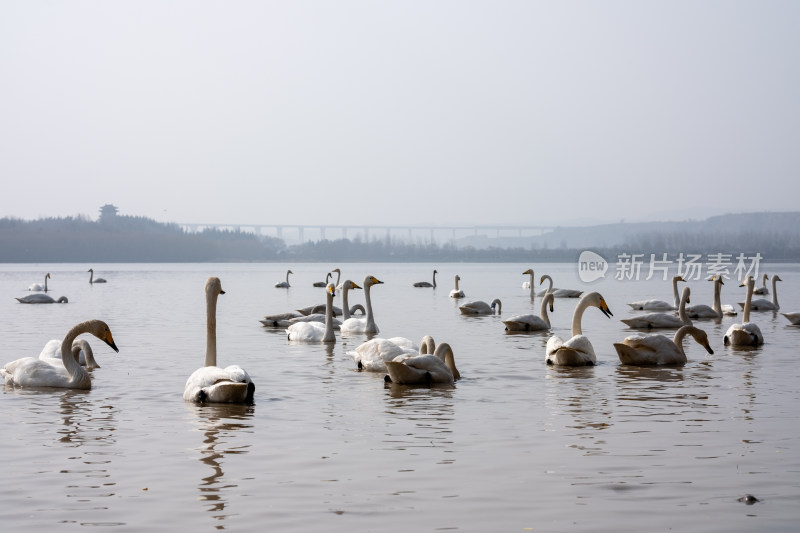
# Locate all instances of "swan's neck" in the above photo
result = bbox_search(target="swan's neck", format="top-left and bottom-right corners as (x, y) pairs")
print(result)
(335, 271), (341, 286)
(528, 271), (535, 300)
(45, 275), (49, 291)
(432, 270), (437, 288)
(543, 275), (553, 293)
(743, 281), (754, 323)
(89, 270), (93, 283)
(571, 298), (590, 336)
(712, 279), (722, 316)
(286, 271), (291, 283)
(60, 322), (91, 385)
(341, 287), (351, 320)
(435, 344), (460, 379)
(540, 295), (551, 328)
(205, 291), (218, 367)
(364, 284), (376, 330)
(323, 290), (335, 342)
(672, 277), (680, 308)
(771, 277), (779, 307)
(678, 290), (692, 325)
(454, 276), (460, 291)
(672, 326), (691, 356)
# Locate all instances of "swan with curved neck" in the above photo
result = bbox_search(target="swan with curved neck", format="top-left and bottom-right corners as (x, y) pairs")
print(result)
(503, 292), (554, 331)
(628, 275), (685, 311)
(686, 275), (727, 319)
(449, 275), (465, 299)
(287, 283), (338, 342)
(184, 277), (255, 403)
(725, 276), (763, 346)
(340, 279), (363, 320)
(538, 274), (583, 298)
(414, 269), (438, 288)
(384, 342), (460, 384)
(340, 275), (383, 334)
(275, 269), (293, 288)
(739, 275), (781, 311)
(39, 338), (101, 369)
(88, 269), (107, 283)
(614, 325), (714, 366)
(459, 298), (502, 315)
(349, 335), (434, 372)
(331, 268), (342, 289)
(753, 273), (769, 295)
(28, 272), (50, 292)
(621, 287), (692, 329)
(545, 292), (612, 366)
(313, 272), (332, 288)
(2, 320), (118, 389)
(16, 294), (68, 304)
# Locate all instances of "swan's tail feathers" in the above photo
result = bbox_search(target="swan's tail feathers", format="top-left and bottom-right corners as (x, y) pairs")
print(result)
(613, 343), (639, 365)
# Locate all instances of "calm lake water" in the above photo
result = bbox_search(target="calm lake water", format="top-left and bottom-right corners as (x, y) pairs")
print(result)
(1, 262), (799, 532)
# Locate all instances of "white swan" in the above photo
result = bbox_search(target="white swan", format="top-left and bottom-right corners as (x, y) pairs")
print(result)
(340, 279), (364, 320)
(537, 274), (583, 298)
(331, 268), (342, 290)
(753, 273), (769, 295)
(1, 319), (118, 389)
(39, 339), (100, 369)
(349, 335), (435, 372)
(28, 272), (50, 292)
(384, 342), (460, 385)
(781, 312), (800, 325)
(449, 275), (465, 299)
(614, 325), (714, 366)
(287, 283), (338, 342)
(503, 292), (554, 331)
(627, 275), (685, 311)
(184, 277), (255, 403)
(413, 269), (437, 288)
(313, 272), (332, 287)
(88, 268), (107, 283)
(275, 269), (293, 288)
(545, 292), (612, 366)
(459, 298), (501, 315)
(725, 276), (763, 346)
(522, 268), (535, 298)
(340, 275), (383, 334)
(16, 294), (68, 304)
(685, 275), (736, 319)
(738, 274), (781, 311)
(620, 287), (692, 329)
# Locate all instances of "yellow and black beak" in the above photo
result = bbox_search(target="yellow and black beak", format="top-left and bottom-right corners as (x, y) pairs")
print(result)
(600, 299), (613, 318)
(104, 330), (119, 353)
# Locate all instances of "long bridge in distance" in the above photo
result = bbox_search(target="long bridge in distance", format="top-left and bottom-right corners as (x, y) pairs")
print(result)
(178, 222), (557, 244)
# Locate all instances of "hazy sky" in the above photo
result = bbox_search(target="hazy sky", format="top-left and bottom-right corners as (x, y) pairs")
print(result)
(2, 1), (798, 229)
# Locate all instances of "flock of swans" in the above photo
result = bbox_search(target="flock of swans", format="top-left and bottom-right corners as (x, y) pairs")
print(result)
(15, 269), (109, 304)
(3, 266), (797, 406)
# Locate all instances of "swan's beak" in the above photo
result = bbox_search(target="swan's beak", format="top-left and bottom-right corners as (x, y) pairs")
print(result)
(352, 282), (362, 290)
(220, 289), (226, 294)
(599, 299), (613, 318)
(372, 277), (384, 285)
(549, 301), (554, 313)
(104, 332), (119, 353)
(703, 341), (714, 355)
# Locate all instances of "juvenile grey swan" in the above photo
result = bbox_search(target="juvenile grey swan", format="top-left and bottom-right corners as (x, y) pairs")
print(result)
(414, 269), (437, 288)
(275, 269), (293, 288)
(88, 269), (107, 283)
(16, 294), (68, 304)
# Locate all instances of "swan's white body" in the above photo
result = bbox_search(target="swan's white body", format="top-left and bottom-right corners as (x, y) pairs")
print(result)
(781, 312), (800, 325)
(28, 272), (50, 292)
(449, 275), (465, 299)
(184, 277), (254, 403)
(2, 320), (118, 389)
(621, 287), (692, 329)
(738, 275), (781, 311)
(275, 269), (293, 288)
(384, 342), (460, 385)
(503, 292), (554, 331)
(39, 339), (100, 369)
(614, 325), (714, 366)
(628, 275), (684, 311)
(686, 275), (737, 319)
(16, 294), (68, 304)
(414, 269), (437, 288)
(287, 283), (338, 342)
(340, 275), (383, 334)
(88, 269), (107, 283)
(725, 276), (763, 346)
(545, 292), (612, 366)
(538, 274), (583, 298)
(349, 336), (434, 372)
(753, 273), (769, 295)
(459, 298), (501, 315)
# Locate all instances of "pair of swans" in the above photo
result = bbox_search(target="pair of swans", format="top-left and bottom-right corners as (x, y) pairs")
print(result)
(753, 273), (770, 295)
(503, 292), (555, 331)
(39, 339), (100, 369)
(536, 274), (583, 298)
(414, 269), (437, 288)
(628, 275), (685, 311)
(28, 272), (50, 291)
(685, 275), (737, 319)
(620, 287), (692, 329)
(287, 283), (338, 342)
(184, 277), (255, 403)
(88, 268), (107, 283)
(545, 292), (613, 366)
(614, 325), (714, 366)
(349, 335), (433, 372)
(16, 294), (68, 304)
(313, 268), (342, 288)
(384, 341), (460, 385)
(459, 298), (501, 315)
(449, 275), (465, 298)
(1, 320), (119, 389)
(725, 276), (764, 346)
(340, 275), (383, 334)
(738, 274), (781, 311)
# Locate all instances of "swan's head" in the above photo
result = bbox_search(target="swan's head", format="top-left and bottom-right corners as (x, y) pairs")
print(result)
(288, 269), (293, 274)
(584, 292), (613, 318)
(539, 274), (552, 285)
(681, 286), (691, 304)
(57, 296), (69, 303)
(332, 268), (341, 274)
(364, 275), (383, 288)
(544, 292), (555, 312)
(46, 272), (51, 279)
(687, 326), (714, 354)
(673, 275), (685, 282)
(523, 268), (533, 275)
(708, 274), (724, 285)
(326, 283), (336, 297)
(86, 319), (119, 353)
(88, 269), (93, 273)
(206, 277), (225, 296)
(739, 275), (753, 288)
(773, 274), (782, 283)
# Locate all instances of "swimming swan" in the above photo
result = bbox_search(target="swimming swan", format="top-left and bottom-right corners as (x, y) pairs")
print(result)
(1, 319), (118, 389)
(414, 269), (438, 288)
(522, 268), (536, 298)
(384, 342), (460, 385)
(620, 287), (692, 329)
(349, 335), (435, 372)
(184, 277), (255, 403)
(340, 275), (383, 334)
(28, 272), (50, 292)
(538, 274), (583, 298)
(275, 269), (293, 288)
(725, 276), (763, 346)
(16, 294), (68, 304)
(753, 273), (769, 295)
(313, 272), (332, 288)
(503, 292), (555, 331)
(39, 339), (101, 369)
(546, 292), (612, 366)
(781, 312), (800, 325)
(340, 279), (364, 320)
(88, 269), (107, 283)
(738, 275), (781, 311)
(627, 275), (685, 311)
(449, 275), (465, 299)
(287, 283), (338, 342)
(614, 325), (714, 366)
(260, 310), (304, 327)
(459, 298), (501, 315)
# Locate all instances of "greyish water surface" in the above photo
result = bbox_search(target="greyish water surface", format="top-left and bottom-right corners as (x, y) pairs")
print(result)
(1, 262), (799, 531)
